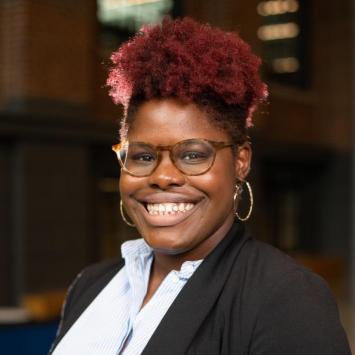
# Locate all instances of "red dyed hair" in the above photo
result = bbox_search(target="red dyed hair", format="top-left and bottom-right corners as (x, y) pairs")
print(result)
(107, 17), (267, 141)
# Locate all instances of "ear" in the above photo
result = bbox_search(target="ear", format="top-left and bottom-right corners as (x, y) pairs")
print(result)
(234, 142), (252, 181)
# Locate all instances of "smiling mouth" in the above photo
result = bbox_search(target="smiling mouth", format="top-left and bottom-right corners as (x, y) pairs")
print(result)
(146, 202), (195, 216)
(138, 201), (199, 227)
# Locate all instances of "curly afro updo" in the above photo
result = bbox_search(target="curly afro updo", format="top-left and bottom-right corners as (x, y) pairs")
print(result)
(107, 17), (268, 144)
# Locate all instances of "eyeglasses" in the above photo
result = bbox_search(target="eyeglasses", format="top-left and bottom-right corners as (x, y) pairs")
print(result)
(112, 138), (234, 177)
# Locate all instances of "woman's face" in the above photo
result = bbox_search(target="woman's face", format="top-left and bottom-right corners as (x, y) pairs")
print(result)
(119, 98), (251, 259)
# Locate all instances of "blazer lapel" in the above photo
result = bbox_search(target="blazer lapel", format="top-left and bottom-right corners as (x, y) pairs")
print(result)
(142, 222), (250, 355)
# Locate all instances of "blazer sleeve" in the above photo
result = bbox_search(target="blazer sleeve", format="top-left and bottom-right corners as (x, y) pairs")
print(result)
(49, 259), (124, 354)
(55, 266), (90, 338)
(249, 270), (351, 355)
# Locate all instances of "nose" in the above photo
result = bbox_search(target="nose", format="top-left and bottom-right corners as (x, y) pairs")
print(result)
(147, 151), (186, 189)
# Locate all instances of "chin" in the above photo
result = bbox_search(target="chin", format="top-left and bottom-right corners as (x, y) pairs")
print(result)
(140, 226), (199, 255)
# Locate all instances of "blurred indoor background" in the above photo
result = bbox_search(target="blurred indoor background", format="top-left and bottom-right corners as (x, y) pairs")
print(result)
(0, 0), (354, 353)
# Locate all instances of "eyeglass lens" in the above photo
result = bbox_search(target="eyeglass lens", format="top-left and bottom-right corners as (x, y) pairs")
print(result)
(119, 140), (216, 176)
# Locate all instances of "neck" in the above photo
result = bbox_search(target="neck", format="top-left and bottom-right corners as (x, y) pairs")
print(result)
(151, 215), (235, 278)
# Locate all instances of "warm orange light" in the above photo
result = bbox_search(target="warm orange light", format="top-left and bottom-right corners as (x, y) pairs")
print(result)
(257, 0), (299, 16)
(272, 57), (299, 73)
(257, 22), (299, 41)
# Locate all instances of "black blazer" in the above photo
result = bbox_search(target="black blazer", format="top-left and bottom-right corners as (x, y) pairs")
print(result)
(50, 223), (351, 354)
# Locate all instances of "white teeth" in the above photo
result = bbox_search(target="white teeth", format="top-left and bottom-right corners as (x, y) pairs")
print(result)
(146, 202), (195, 215)
(185, 203), (194, 211)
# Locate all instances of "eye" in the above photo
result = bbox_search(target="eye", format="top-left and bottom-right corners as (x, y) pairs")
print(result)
(181, 151), (208, 163)
(131, 152), (155, 163)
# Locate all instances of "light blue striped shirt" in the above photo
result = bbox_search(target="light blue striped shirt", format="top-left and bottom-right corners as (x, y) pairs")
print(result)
(53, 238), (203, 355)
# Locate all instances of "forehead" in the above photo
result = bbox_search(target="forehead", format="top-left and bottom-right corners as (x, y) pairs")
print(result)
(127, 98), (230, 144)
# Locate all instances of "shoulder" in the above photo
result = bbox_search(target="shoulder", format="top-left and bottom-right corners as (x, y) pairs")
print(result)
(64, 258), (124, 315)
(74, 259), (124, 286)
(233, 238), (351, 354)
(219, 228), (330, 305)
(237, 238), (338, 313)
(237, 237), (327, 292)
(243, 237), (307, 272)
(243, 239), (336, 314)
(50, 258), (124, 353)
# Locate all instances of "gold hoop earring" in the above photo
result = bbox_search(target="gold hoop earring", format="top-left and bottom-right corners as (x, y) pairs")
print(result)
(120, 200), (135, 227)
(234, 180), (253, 222)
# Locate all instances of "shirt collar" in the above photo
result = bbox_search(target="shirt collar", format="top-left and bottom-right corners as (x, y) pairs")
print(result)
(121, 238), (203, 279)
(121, 238), (152, 264)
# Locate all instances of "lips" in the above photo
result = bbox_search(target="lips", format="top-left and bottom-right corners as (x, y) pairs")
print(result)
(147, 202), (194, 215)
(135, 193), (202, 227)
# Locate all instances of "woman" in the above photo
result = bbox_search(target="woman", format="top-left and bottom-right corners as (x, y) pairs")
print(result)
(50, 17), (351, 354)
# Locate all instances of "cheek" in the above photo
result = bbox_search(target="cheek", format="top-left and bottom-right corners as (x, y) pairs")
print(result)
(189, 166), (236, 206)
(119, 174), (140, 202)
(119, 175), (129, 198)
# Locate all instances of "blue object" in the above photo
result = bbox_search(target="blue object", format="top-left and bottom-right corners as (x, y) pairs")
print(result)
(0, 321), (59, 355)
